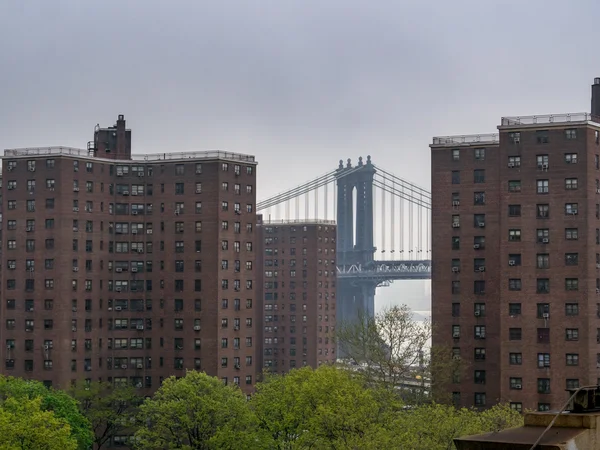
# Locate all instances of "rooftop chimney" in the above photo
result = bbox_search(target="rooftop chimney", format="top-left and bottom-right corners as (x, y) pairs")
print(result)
(591, 78), (600, 117)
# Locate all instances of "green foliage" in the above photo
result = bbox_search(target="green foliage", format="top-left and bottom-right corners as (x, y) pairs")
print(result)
(134, 371), (266, 450)
(251, 365), (387, 449)
(0, 396), (78, 450)
(0, 376), (93, 450)
(388, 403), (523, 450)
(69, 380), (141, 449)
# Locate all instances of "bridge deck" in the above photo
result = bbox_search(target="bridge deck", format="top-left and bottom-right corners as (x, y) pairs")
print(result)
(336, 260), (431, 280)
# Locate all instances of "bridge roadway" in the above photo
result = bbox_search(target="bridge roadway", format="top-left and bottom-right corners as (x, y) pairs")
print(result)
(336, 259), (432, 281)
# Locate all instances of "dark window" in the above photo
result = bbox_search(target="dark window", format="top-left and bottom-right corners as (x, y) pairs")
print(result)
(474, 170), (485, 183)
(509, 328), (522, 340)
(451, 171), (460, 184)
(508, 205), (521, 217)
(508, 303), (521, 316)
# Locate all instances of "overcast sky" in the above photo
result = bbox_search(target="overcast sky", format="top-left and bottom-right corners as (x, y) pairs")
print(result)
(1, 0), (598, 311)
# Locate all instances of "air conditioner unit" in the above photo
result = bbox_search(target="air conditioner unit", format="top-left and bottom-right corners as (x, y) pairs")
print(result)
(132, 229), (138, 234)
(175, 210), (180, 215)
(72, 307), (77, 312)
(138, 249), (144, 253)
(474, 311), (481, 317)
(26, 227), (32, 232)
(8, 264), (15, 269)
(196, 189), (201, 194)
(44, 345), (50, 350)
(138, 173), (144, 177)
(478, 222), (485, 227)
(73, 187), (79, 192)
(135, 363), (143, 370)
(508, 260), (515, 266)
(234, 364), (240, 369)
(73, 227), (78, 232)
(542, 313), (550, 319)
(473, 244), (480, 249)
(542, 163), (549, 170)
(542, 238), (549, 243)
(131, 192), (138, 196)
(508, 162), (515, 168)
(115, 268), (122, 273)
(451, 267), (459, 273)
(515, 384), (522, 389)
(73, 207), (79, 212)
(29, 167), (35, 172)
(115, 287), (122, 293)
(115, 306), (122, 311)
(479, 266), (486, 272)
(147, 229), (153, 234)
(131, 268), (138, 273)
(452, 332), (460, 339)
(452, 223), (460, 228)
(136, 383), (143, 388)
(194, 325), (201, 331)
(116, 172), (123, 177)
(121, 365), (128, 369)
(452, 200), (460, 206)
(234, 326), (240, 331)
(72, 327), (77, 332)
(73, 267), (79, 272)
(7, 166), (13, 171)
(132, 211), (138, 215)
(136, 325), (144, 330)
(123, 191), (129, 196)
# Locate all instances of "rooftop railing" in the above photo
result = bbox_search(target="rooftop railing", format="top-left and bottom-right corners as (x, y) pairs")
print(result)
(4, 147), (256, 163)
(258, 218), (337, 226)
(501, 112), (600, 126)
(432, 133), (499, 146)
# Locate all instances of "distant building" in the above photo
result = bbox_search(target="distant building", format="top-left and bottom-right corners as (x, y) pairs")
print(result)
(0, 115), (259, 396)
(431, 79), (600, 411)
(257, 217), (337, 373)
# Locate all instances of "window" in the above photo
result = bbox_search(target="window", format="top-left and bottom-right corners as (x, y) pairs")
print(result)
(474, 348), (486, 361)
(565, 203), (578, 215)
(451, 303), (460, 317)
(452, 236), (460, 250)
(565, 278), (579, 291)
(452, 325), (460, 338)
(536, 254), (549, 269)
(451, 281), (460, 294)
(537, 204), (549, 218)
(565, 253), (578, 266)
(474, 192), (485, 205)
(536, 303), (549, 318)
(508, 180), (521, 192)
(537, 180), (549, 194)
(452, 149), (460, 161)
(537, 278), (550, 293)
(451, 171), (460, 184)
(508, 205), (521, 217)
(474, 303), (485, 317)
(508, 229), (521, 241)
(474, 280), (485, 295)
(536, 131), (549, 144)
(509, 328), (522, 340)
(566, 328), (579, 341)
(510, 353), (522, 365)
(508, 303), (521, 316)
(474, 326), (485, 339)
(474, 148), (485, 160)
(538, 378), (551, 394)
(567, 379), (580, 390)
(474, 214), (485, 228)
(509, 132), (521, 144)
(565, 178), (578, 190)
(565, 153), (578, 164)
(565, 129), (577, 140)
(508, 254), (521, 266)
(474, 393), (486, 407)
(565, 303), (579, 316)
(508, 155), (521, 167)
(538, 328), (550, 344)
(565, 228), (578, 240)
(508, 279), (522, 291)
(474, 170), (485, 183)
(510, 377), (523, 390)
(474, 370), (486, 384)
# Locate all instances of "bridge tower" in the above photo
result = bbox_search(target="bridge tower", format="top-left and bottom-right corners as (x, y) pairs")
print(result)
(336, 156), (377, 327)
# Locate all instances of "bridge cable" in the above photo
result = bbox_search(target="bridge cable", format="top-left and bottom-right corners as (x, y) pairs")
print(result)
(373, 165), (431, 200)
(400, 184), (404, 258)
(418, 195), (423, 259)
(381, 174), (386, 255)
(391, 177), (396, 260)
(373, 177), (430, 209)
(324, 182), (329, 220)
(409, 201), (414, 259)
(304, 192), (309, 221)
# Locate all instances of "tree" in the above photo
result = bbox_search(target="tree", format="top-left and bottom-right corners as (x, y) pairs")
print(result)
(0, 396), (78, 450)
(0, 376), (93, 450)
(251, 365), (387, 449)
(387, 403), (523, 450)
(336, 305), (458, 403)
(69, 380), (141, 449)
(134, 371), (265, 449)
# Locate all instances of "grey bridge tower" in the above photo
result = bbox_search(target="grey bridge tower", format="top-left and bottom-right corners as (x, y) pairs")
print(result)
(336, 156), (377, 325)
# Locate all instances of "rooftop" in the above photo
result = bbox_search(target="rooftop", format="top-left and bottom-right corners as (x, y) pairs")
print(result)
(500, 112), (600, 128)
(431, 133), (499, 147)
(3, 147), (256, 164)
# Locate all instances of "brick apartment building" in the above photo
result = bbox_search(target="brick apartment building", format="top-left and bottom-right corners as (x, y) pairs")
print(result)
(257, 217), (337, 373)
(0, 115), (259, 397)
(431, 79), (600, 412)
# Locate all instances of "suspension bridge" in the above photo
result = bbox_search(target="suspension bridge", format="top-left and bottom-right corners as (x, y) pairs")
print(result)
(257, 156), (431, 325)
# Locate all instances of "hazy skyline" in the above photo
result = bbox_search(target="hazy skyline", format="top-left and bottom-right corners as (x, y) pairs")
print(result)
(2, 0), (599, 312)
